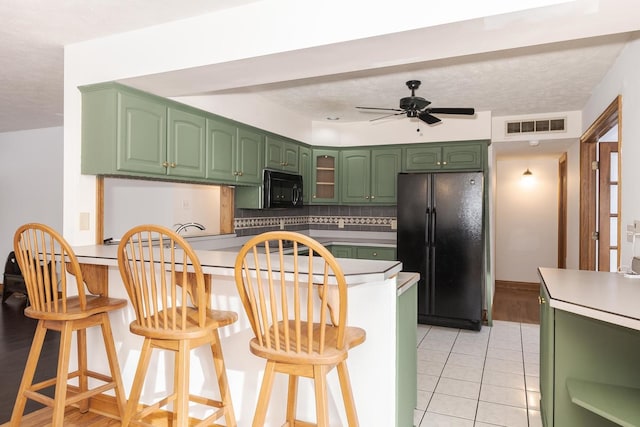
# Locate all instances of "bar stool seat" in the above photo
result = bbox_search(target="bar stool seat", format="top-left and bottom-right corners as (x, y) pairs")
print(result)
(117, 224), (237, 427)
(10, 223), (127, 427)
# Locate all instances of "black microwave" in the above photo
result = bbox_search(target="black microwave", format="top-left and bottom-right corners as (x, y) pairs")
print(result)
(263, 169), (303, 208)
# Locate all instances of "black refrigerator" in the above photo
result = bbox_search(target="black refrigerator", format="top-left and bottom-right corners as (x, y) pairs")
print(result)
(397, 172), (484, 330)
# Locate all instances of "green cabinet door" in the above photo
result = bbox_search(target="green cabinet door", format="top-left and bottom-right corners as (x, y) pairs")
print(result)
(167, 107), (206, 179)
(404, 145), (441, 171)
(442, 144), (483, 170)
(540, 284), (554, 427)
(299, 146), (312, 204)
(206, 118), (237, 182)
(340, 150), (370, 204)
(117, 91), (167, 175)
(371, 148), (401, 204)
(312, 149), (339, 204)
(265, 136), (299, 173)
(236, 126), (264, 185)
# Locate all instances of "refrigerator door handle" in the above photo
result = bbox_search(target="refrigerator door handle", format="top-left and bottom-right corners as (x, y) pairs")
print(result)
(431, 208), (437, 246)
(425, 207), (430, 246)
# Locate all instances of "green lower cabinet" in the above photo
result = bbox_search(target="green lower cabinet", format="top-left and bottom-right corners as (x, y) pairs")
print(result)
(540, 283), (640, 426)
(327, 245), (396, 261)
(328, 245), (353, 258)
(396, 283), (417, 427)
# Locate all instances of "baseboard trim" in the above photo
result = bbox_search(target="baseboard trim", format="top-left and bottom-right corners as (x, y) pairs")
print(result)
(495, 280), (539, 292)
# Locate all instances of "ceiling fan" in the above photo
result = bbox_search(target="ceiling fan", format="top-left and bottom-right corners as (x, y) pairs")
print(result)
(356, 80), (475, 124)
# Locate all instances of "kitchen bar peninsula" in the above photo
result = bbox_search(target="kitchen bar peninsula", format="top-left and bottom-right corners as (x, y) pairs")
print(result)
(538, 267), (640, 427)
(71, 243), (414, 426)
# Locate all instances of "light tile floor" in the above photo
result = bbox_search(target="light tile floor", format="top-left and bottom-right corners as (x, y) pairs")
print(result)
(414, 320), (541, 427)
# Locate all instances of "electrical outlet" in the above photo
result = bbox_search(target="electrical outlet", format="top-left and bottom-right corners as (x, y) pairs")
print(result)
(391, 219), (397, 230)
(182, 199), (190, 209)
(635, 220), (640, 233)
(338, 219), (345, 229)
(79, 212), (90, 231)
(280, 219), (285, 230)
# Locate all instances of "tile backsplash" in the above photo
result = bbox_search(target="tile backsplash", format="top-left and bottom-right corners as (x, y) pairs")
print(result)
(234, 205), (397, 237)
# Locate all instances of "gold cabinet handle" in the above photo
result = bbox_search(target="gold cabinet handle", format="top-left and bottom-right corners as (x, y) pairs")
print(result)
(371, 195), (375, 199)
(372, 252), (378, 257)
(442, 161), (447, 165)
(162, 161), (169, 168)
(233, 171), (238, 176)
(170, 162), (176, 168)
(436, 161), (441, 165)
(313, 194), (317, 198)
(538, 296), (546, 305)
(237, 171), (243, 176)
(365, 196), (370, 199)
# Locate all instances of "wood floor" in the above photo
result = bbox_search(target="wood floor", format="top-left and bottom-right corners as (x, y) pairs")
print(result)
(0, 282), (539, 426)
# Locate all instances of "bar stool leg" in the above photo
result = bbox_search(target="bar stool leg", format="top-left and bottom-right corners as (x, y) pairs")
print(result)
(337, 361), (360, 427)
(77, 328), (90, 413)
(253, 361), (276, 427)
(122, 338), (153, 427)
(9, 321), (47, 427)
(52, 321), (74, 426)
(313, 365), (329, 427)
(210, 331), (237, 426)
(286, 375), (299, 423)
(175, 340), (190, 427)
(100, 313), (127, 418)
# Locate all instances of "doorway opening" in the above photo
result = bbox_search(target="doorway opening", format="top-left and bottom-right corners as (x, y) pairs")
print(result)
(579, 96), (622, 271)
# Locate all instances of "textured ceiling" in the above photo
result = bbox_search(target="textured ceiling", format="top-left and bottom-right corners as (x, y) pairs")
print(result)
(0, 0), (635, 163)
(0, 0), (258, 133)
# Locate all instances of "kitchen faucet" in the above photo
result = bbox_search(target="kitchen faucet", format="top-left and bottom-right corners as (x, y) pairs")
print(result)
(174, 222), (206, 234)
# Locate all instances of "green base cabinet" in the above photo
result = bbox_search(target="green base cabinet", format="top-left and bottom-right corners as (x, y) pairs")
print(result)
(328, 245), (396, 261)
(396, 282), (417, 427)
(540, 283), (640, 426)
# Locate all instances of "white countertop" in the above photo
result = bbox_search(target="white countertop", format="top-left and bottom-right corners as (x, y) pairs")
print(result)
(73, 238), (403, 287)
(538, 267), (640, 331)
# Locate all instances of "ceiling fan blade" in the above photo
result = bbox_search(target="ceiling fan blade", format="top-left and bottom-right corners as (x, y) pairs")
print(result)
(371, 112), (406, 122)
(418, 111), (441, 125)
(356, 106), (404, 112)
(427, 107), (475, 115)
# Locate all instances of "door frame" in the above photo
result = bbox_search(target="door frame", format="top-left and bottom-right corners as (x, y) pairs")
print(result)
(579, 96), (622, 270)
(558, 153), (567, 268)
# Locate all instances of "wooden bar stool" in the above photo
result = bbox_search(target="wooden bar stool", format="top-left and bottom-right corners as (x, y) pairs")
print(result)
(10, 223), (127, 426)
(234, 231), (366, 426)
(117, 224), (237, 427)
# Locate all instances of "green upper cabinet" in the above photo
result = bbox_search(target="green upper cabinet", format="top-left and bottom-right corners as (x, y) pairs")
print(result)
(167, 106), (206, 179)
(265, 135), (299, 173)
(340, 149), (370, 204)
(340, 148), (400, 205)
(371, 148), (402, 204)
(404, 142), (484, 171)
(116, 91), (168, 176)
(206, 118), (264, 185)
(236, 126), (264, 184)
(311, 149), (340, 204)
(298, 145), (312, 204)
(82, 83), (207, 179)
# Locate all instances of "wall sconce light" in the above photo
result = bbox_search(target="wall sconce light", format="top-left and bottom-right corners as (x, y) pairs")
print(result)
(521, 168), (534, 186)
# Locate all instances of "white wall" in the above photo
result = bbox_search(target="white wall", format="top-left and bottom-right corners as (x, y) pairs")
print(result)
(495, 157), (559, 282)
(0, 127), (63, 261)
(103, 178), (221, 240)
(583, 35), (640, 265)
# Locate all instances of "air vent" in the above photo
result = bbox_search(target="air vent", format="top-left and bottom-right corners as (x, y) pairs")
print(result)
(505, 117), (566, 135)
